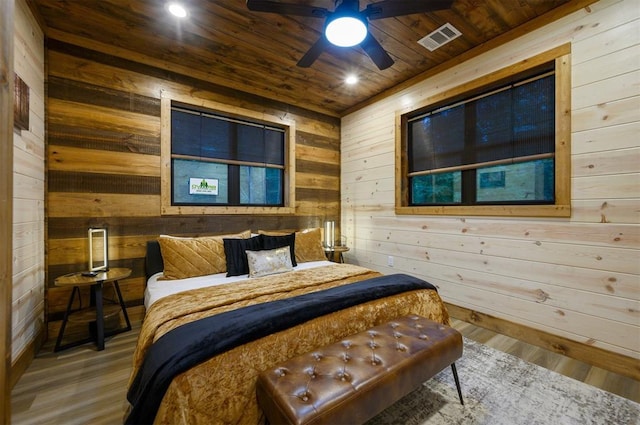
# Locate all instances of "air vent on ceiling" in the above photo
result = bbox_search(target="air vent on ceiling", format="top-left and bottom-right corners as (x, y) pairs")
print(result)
(418, 23), (461, 51)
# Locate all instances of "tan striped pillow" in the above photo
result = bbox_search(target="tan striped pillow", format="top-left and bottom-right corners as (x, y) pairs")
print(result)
(158, 230), (250, 280)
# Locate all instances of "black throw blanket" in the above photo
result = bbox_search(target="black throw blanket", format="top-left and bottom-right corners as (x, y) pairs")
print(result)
(125, 273), (437, 424)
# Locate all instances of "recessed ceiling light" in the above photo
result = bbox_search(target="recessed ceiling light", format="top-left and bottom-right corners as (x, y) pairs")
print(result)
(345, 75), (358, 85)
(167, 2), (187, 18)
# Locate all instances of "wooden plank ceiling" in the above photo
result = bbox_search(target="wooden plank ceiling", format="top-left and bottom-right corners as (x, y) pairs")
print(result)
(30, 0), (583, 117)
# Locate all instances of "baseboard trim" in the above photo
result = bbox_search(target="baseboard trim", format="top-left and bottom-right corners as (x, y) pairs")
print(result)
(445, 303), (640, 381)
(10, 326), (45, 389)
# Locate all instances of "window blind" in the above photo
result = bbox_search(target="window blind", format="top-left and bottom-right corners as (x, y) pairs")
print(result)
(408, 72), (555, 175)
(171, 106), (285, 167)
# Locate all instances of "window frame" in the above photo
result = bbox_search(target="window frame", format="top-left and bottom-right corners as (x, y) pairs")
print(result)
(161, 92), (296, 215)
(395, 44), (571, 217)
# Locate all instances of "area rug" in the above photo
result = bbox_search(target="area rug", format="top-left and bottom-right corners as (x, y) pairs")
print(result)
(367, 338), (639, 425)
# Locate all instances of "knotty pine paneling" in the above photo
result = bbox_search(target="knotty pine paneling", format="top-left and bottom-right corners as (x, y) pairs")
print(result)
(571, 199), (640, 224)
(45, 39), (341, 323)
(572, 121), (640, 155)
(12, 0), (46, 374)
(340, 0), (640, 366)
(573, 43), (639, 87)
(572, 148), (640, 177)
(572, 69), (640, 110)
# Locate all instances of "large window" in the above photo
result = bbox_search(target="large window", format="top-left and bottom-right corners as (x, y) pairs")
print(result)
(171, 104), (285, 206)
(161, 96), (295, 215)
(396, 45), (571, 217)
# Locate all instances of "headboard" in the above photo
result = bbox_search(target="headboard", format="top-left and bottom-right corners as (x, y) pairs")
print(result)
(145, 240), (164, 280)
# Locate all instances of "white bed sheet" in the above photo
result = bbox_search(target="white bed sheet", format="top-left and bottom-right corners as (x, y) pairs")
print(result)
(144, 260), (334, 310)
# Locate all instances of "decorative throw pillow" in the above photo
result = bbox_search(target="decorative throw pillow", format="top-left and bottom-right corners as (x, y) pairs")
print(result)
(158, 230), (251, 280)
(260, 233), (297, 267)
(246, 246), (293, 278)
(261, 228), (326, 263)
(293, 228), (327, 262)
(223, 235), (264, 277)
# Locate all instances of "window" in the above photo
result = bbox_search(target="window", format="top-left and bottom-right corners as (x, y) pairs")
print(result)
(396, 45), (571, 217)
(161, 96), (295, 215)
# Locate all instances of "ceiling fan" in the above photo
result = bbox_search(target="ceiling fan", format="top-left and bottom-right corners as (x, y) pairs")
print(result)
(246, 0), (454, 70)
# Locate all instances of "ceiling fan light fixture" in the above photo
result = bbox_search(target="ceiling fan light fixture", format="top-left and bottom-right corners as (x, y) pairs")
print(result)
(246, 0), (455, 69)
(325, 15), (367, 47)
(167, 2), (187, 18)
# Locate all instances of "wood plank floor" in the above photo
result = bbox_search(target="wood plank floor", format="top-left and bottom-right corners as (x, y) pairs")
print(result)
(11, 308), (640, 424)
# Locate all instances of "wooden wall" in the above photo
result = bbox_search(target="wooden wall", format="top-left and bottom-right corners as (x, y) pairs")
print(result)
(12, 0), (45, 369)
(341, 0), (639, 371)
(45, 37), (341, 326)
(2, 0), (15, 417)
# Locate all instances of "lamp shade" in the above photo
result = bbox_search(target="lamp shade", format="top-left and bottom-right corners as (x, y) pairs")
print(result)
(88, 227), (108, 272)
(324, 221), (335, 248)
(325, 15), (367, 47)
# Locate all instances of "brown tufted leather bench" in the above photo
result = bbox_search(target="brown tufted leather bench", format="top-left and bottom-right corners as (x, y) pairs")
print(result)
(256, 315), (464, 425)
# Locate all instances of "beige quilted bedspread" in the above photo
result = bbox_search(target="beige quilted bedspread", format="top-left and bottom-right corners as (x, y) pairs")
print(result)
(127, 264), (450, 424)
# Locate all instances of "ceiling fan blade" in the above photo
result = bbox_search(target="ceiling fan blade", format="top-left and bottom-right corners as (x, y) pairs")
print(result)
(365, 0), (454, 20)
(297, 36), (329, 68)
(360, 33), (394, 70)
(246, 0), (329, 18)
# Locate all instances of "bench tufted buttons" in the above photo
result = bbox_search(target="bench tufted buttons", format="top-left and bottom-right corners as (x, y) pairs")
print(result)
(396, 343), (408, 352)
(368, 341), (379, 349)
(418, 334), (429, 340)
(312, 353), (323, 361)
(275, 368), (287, 377)
(297, 391), (311, 402)
(341, 353), (351, 362)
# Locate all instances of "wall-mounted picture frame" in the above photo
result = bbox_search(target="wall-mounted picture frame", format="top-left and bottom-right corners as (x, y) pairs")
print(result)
(14, 73), (29, 131)
(88, 228), (109, 272)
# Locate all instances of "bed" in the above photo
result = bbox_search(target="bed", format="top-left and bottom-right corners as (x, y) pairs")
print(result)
(125, 229), (450, 425)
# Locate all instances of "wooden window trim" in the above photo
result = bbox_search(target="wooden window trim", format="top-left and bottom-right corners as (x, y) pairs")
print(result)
(395, 44), (571, 218)
(160, 92), (296, 215)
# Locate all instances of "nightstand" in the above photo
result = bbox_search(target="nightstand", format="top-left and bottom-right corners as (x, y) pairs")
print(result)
(54, 267), (132, 352)
(324, 245), (350, 263)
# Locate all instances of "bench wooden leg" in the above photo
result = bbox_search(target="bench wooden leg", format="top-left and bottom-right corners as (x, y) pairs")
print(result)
(451, 363), (464, 405)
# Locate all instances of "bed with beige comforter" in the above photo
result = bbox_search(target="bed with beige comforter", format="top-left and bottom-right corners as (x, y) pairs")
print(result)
(126, 262), (449, 425)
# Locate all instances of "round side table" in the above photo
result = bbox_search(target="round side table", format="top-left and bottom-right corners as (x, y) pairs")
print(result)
(324, 245), (350, 263)
(54, 267), (132, 352)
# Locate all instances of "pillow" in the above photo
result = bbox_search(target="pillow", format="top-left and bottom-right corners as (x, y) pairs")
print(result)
(293, 228), (327, 262)
(246, 246), (293, 278)
(260, 228), (326, 263)
(223, 235), (263, 277)
(158, 230), (251, 280)
(260, 233), (297, 267)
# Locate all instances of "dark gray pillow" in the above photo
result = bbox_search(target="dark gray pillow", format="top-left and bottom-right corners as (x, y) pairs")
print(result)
(260, 233), (297, 267)
(223, 235), (263, 277)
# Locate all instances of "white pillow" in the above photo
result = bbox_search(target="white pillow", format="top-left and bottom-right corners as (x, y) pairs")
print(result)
(246, 246), (293, 278)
